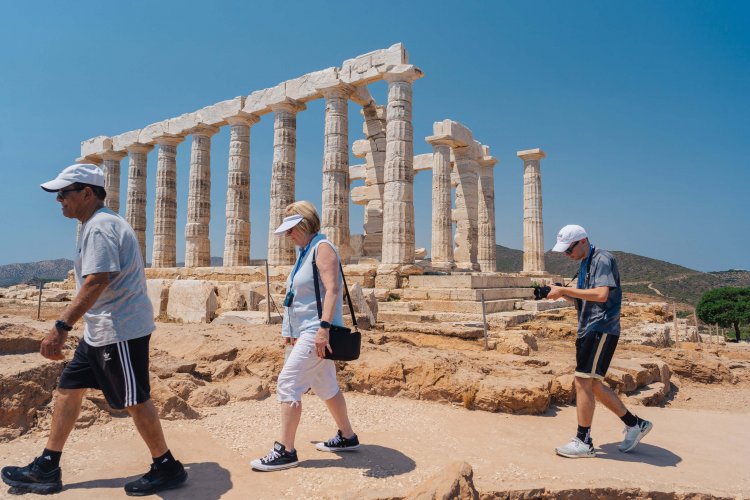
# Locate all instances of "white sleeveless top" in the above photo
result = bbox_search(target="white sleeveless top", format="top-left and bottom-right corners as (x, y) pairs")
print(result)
(281, 233), (344, 338)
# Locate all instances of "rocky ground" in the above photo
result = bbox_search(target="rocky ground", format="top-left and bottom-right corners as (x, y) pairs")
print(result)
(1, 299), (749, 499)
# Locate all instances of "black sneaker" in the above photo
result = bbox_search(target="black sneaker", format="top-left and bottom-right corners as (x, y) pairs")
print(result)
(250, 442), (299, 471)
(1, 456), (63, 495)
(315, 430), (360, 452)
(124, 461), (187, 496)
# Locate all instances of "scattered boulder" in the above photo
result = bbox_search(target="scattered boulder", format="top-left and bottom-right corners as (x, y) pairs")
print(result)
(0, 323), (44, 354)
(150, 376), (200, 420)
(166, 280), (218, 323)
(494, 332), (538, 356)
(187, 386), (230, 407)
(404, 461), (479, 500)
(146, 279), (171, 319)
(215, 284), (247, 312)
(473, 375), (552, 414)
(225, 376), (270, 401)
(656, 349), (735, 384)
(349, 283), (378, 329)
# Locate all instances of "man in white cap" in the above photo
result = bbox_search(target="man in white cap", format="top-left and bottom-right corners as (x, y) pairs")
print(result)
(1, 165), (187, 495)
(547, 224), (653, 458)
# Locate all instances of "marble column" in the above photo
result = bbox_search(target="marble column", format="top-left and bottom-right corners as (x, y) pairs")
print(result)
(453, 146), (480, 271)
(100, 151), (126, 213)
(223, 115), (258, 267)
(267, 99), (305, 266)
(425, 136), (456, 270)
(360, 103), (387, 258)
(518, 148), (546, 274)
(477, 151), (498, 272)
(320, 84), (354, 262)
(379, 66), (422, 271)
(185, 125), (219, 268)
(125, 143), (153, 264)
(152, 135), (183, 268)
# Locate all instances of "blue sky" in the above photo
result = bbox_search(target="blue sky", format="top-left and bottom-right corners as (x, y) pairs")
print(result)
(0, 0), (747, 272)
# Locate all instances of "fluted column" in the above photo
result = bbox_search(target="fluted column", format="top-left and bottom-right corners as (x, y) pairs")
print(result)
(453, 146), (480, 271)
(125, 143), (153, 264)
(379, 65), (423, 271)
(152, 135), (183, 268)
(361, 103), (387, 258)
(320, 84), (354, 262)
(267, 99), (305, 266)
(185, 125), (219, 268)
(425, 137), (456, 270)
(224, 115), (258, 267)
(478, 152), (498, 272)
(518, 148), (547, 274)
(101, 151), (126, 213)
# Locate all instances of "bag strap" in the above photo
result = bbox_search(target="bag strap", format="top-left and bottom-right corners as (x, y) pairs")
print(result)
(312, 245), (359, 332)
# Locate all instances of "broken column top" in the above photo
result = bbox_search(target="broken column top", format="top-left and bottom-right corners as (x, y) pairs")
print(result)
(426, 119), (473, 148)
(517, 148), (546, 160)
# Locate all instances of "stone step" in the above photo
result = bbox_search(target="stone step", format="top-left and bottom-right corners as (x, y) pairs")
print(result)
(407, 274), (533, 289)
(515, 299), (573, 312)
(382, 321), (484, 339)
(213, 311), (282, 326)
(401, 287), (534, 301)
(378, 301), (419, 312)
(416, 299), (517, 314)
(377, 311), (438, 323)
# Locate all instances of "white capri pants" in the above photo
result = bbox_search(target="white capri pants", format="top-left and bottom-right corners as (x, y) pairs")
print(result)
(276, 332), (340, 403)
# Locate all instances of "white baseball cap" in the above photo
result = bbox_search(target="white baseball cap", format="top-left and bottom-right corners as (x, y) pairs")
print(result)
(41, 164), (106, 192)
(552, 224), (588, 252)
(273, 214), (304, 236)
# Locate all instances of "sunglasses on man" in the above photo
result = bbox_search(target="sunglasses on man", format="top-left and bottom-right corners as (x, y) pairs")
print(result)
(56, 186), (86, 200)
(565, 240), (581, 255)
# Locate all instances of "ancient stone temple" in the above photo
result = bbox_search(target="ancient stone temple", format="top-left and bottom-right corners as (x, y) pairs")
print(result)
(76, 43), (545, 282)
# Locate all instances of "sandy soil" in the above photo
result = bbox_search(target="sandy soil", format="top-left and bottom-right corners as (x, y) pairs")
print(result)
(1, 301), (749, 499)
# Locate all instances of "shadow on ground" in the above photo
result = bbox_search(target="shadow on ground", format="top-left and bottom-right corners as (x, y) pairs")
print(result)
(301, 444), (416, 478)
(597, 443), (681, 467)
(63, 461), (231, 499)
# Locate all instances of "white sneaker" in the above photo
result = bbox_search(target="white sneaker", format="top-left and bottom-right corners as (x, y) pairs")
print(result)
(619, 420), (653, 453)
(555, 437), (596, 458)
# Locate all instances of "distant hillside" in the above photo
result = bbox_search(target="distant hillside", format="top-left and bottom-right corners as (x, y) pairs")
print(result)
(0, 259), (74, 287)
(496, 245), (750, 305)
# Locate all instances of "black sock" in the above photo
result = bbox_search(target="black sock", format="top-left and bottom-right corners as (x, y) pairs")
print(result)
(152, 450), (176, 469)
(621, 410), (638, 427)
(576, 426), (591, 444)
(38, 449), (62, 470)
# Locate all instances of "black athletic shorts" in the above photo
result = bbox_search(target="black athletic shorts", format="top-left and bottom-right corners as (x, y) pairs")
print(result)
(59, 335), (151, 410)
(574, 331), (619, 380)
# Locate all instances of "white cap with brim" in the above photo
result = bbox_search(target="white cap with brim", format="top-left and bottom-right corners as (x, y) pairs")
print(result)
(41, 164), (106, 192)
(273, 214), (304, 236)
(552, 224), (588, 252)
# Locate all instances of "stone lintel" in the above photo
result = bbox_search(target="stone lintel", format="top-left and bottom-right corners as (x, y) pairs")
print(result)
(269, 98), (306, 114)
(340, 43), (408, 85)
(112, 129), (142, 153)
(382, 64), (424, 84)
(432, 119), (473, 146)
(517, 148), (546, 161)
(413, 153), (434, 172)
(286, 67), (340, 102)
(479, 156), (498, 168)
(425, 134), (467, 149)
(80, 135), (112, 158)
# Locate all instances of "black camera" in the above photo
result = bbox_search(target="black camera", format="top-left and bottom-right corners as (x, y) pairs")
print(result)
(532, 283), (562, 300)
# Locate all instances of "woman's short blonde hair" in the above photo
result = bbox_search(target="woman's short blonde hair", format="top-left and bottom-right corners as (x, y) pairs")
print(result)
(284, 200), (320, 235)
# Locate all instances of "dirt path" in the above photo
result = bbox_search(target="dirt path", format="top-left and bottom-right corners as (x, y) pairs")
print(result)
(1, 393), (748, 499)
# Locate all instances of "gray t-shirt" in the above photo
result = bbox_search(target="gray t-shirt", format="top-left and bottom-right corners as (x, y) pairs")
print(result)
(576, 248), (621, 337)
(74, 207), (155, 346)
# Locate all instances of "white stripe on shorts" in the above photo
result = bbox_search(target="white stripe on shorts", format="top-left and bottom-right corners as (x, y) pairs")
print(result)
(116, 341), (137, 407)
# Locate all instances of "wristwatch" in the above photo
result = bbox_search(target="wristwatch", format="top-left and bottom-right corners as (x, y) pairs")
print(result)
(319, 320), (331, 329)
(55, 319), (73, 332)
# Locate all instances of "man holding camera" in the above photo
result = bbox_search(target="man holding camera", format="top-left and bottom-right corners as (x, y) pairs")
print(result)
(1, 164), (187, 495)
(546, 224), (652, 458)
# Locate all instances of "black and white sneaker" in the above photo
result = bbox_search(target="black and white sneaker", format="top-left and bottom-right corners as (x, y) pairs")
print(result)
(250, 442), (299, 471)
(1, 456), (63, 495)
(123, 461), (188, 496)
(315, 430), (360, 452)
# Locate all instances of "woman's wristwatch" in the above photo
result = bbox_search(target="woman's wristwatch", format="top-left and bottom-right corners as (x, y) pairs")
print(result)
(319, 320), (331, 329)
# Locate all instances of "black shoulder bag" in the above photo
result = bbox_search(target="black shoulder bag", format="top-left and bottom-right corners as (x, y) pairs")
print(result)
(312, 248), (361, 361)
